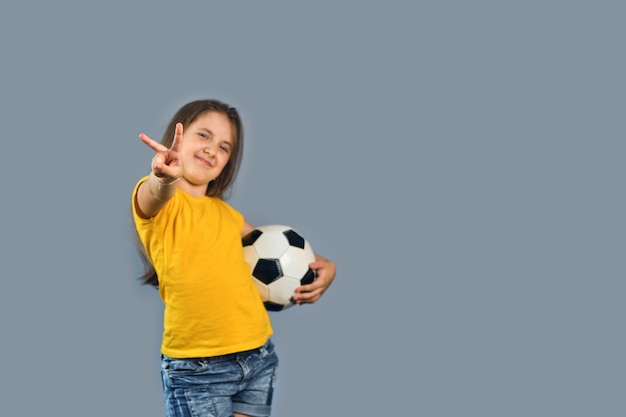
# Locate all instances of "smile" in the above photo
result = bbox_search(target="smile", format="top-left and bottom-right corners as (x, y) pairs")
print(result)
(196, 155), (215, 167)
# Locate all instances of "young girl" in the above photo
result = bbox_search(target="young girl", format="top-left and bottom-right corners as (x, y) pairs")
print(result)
(132, 99), (336, 417)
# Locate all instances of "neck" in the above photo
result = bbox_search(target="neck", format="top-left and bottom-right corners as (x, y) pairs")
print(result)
(177, 178), (209, 198)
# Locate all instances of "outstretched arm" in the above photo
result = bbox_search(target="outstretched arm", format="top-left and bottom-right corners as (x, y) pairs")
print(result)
(135, 123), (184, 219)
(293, 253), (336, 305)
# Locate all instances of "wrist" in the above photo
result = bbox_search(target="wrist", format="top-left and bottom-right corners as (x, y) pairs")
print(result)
(156, 175), (180, 186)
(149, 172), (180, 201)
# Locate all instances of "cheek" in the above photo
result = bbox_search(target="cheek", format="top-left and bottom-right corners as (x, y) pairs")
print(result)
(220, 153), (231, 166)
(179, 142), (194, 159)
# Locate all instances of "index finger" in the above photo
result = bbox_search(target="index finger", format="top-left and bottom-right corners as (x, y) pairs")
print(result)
(138, 132), (168, 154)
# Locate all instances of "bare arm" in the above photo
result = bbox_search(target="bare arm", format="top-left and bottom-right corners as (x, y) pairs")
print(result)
(293, 253), (336, 305)
(241, 219), (256, 237)
(135, 123), (184, 219)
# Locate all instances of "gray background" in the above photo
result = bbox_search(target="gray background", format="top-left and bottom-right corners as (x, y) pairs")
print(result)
(1, 1), (624, 416)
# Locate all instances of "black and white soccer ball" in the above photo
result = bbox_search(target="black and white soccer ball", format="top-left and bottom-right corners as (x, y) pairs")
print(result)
(242, 225), (316, 311)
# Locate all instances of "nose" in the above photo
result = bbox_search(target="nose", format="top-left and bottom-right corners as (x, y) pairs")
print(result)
(204, 143), (216, 156)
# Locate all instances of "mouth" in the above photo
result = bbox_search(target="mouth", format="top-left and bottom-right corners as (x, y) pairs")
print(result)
(196, 155), (215, 167)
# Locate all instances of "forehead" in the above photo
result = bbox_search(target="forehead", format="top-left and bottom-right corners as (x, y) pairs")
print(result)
(191, 111), (235, 142)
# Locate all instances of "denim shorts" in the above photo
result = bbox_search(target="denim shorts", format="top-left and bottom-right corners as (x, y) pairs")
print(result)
(161, 339), (279, 417)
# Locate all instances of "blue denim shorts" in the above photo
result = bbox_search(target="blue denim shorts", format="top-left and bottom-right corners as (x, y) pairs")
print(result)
(161, 339), (279, 417)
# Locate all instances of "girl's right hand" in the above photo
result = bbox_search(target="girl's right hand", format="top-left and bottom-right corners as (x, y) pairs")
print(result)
(139, 123), (184, 181)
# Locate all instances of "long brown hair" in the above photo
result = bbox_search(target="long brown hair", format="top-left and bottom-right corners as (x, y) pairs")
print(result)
(134, 99), (245, 287)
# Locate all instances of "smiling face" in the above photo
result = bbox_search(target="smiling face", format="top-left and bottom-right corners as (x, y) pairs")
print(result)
(178, 111), (234, 196)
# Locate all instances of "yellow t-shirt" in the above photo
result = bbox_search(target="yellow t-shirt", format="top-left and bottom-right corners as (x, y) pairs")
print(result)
(132, 177), (273, 358)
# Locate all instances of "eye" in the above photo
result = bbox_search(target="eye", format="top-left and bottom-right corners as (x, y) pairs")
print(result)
(220, 145), (231, 153)
(198, 132), (208, 139)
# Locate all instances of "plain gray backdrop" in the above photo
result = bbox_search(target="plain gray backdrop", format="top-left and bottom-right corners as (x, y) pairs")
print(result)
(1, 1), (624, 416)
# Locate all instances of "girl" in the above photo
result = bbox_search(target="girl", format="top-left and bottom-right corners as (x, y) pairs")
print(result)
(132, 99), (336, 417)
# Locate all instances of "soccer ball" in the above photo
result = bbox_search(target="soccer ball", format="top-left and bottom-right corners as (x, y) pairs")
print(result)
(242, 225), (316, 311)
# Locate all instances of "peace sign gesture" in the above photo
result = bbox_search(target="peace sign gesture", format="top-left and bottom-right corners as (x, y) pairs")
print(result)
(139, 122), (184, 182)
(135, 123), (184, 219)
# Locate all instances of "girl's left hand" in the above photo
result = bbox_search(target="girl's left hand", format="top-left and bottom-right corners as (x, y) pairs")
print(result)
(293, 253), (336, 305)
